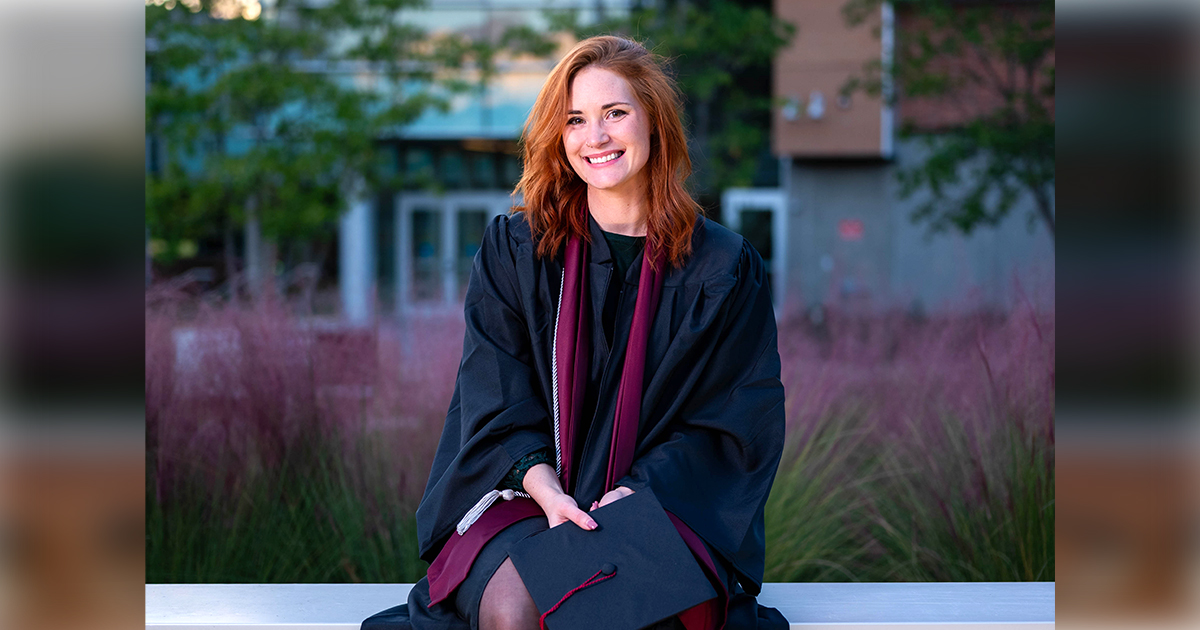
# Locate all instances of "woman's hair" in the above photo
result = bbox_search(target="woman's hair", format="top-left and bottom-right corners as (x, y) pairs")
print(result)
(512, 35), (700, 269)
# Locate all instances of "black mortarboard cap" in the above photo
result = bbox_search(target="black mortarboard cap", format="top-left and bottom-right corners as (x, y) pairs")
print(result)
(507, 489), (717, 630)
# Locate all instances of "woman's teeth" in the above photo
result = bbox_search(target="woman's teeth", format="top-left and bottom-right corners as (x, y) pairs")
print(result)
(587, 151), (624, 164)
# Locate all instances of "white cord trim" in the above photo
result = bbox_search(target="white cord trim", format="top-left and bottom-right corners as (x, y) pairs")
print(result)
(458, 269), (566, 536)
(456, 489), (532, 535)
(550, 268), (565, 478)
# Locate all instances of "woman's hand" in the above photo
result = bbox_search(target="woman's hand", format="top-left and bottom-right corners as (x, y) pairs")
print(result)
(522, 463), (597, 530)
(540, 493), (597, 530)
(590, 486), (635, 511)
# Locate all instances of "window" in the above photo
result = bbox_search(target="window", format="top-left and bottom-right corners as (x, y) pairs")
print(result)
(471, 154), (497, 189)
(502, 154), (522, 187)
(457, 210), (488, 299)
(405, 148), (435, 188)
(396, 193), (512, 312)
(410, 209), (441, 302)
(721, 188), (786, 311)
(739, 209), (775, 296)
(441, 151), (466, 189)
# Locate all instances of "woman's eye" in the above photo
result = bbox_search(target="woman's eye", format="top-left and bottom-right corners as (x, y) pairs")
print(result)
(607, 109), (627, 119)
(567, 117), (584, 126)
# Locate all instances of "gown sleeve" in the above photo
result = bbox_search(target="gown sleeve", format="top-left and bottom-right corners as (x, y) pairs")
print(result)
(498, 448), (554, 491)
(415, 214), (556, 562)
(615, 238), (786, 591)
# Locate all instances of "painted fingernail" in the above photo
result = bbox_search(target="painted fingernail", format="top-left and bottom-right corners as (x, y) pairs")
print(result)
(587, 519), (598, 530)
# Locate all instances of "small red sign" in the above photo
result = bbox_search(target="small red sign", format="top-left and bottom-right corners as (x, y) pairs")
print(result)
(838, 219), (864, 241)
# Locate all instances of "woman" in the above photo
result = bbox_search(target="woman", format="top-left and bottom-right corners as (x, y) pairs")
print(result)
(363, 35), (786, 630)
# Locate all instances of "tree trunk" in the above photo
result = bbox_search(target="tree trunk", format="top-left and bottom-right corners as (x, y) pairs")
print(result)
(1031, 183), (1054, 243)
(693, 96), (712, 194)
(145, 227), (153, 287)
(245, 196), (266, 298)
(223, 216), (237, 295)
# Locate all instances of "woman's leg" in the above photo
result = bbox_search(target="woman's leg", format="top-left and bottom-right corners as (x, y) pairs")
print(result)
(477, 557), (540, 630)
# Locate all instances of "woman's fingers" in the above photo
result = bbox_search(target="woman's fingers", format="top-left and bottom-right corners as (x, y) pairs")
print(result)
(548, 508), (595, 530)
(596, 490), (618, 508)
(566, 505), (599, 531)
(543, 495), (597, 530)
(596, 486), (634, 508)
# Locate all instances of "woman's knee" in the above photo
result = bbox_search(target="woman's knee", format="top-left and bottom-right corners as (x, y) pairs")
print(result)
(478, 558), (539, 630)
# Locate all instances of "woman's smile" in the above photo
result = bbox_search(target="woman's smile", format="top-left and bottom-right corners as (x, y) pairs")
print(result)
(563, 66), (651, 198)
(584, 150), (625, 166)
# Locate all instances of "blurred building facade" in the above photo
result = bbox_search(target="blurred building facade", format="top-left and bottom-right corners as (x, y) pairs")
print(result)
(753, 0), (1054, 317)
(340, 0), (1054, 321)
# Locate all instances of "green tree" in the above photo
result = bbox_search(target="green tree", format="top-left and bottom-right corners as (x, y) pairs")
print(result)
(842, 0), (1054, 239)
(546, 0), (795, 209)
(145, 0), (552, 290)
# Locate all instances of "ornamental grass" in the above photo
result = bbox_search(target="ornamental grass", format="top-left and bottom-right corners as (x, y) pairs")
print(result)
(146, 287), (1052, 584)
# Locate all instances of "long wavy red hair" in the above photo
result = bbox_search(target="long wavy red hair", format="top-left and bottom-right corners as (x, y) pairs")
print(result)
(512, 35), (700, 269)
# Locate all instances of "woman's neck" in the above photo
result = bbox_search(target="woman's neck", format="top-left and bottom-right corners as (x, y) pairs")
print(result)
(587, 185), (649, 237)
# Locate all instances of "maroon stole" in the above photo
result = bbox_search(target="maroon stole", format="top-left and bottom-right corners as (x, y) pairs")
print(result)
(426, 212), (727, 630)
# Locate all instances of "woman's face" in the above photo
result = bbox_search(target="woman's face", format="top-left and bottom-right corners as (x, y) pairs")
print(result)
(562, 66), (652, 197)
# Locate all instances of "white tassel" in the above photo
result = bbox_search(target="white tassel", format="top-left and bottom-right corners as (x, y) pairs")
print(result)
(456, 489), (529, 535)
(458, 270), (565, 538)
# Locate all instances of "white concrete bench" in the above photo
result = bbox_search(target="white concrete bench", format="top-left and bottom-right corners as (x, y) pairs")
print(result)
(146, 582), (1054, 629)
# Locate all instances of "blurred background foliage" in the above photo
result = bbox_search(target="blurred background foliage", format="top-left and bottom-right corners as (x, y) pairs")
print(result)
(145, 0), (792, 272)
(146, 296), (1054, 583)
(146, 0), (552, 271)
(842, 0), (1055, 238)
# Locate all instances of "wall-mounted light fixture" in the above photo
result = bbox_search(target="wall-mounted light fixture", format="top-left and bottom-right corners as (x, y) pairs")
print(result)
(781, 96), (801, 122)
(806, 90), (825, 120)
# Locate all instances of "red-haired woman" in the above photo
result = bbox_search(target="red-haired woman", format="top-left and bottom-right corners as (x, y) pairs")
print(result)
(363, 35), (786, 630)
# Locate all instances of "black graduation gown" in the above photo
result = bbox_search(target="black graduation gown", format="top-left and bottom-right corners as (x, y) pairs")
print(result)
(364, 211), (786, 630)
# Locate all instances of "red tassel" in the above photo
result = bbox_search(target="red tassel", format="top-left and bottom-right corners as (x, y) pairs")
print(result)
(538, 567), (617, 630)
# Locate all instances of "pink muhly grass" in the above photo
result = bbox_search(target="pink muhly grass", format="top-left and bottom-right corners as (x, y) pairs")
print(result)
(146, 277), (1053, 583)
(146, 291), (463, 513)
(770, 297), (1054, 582)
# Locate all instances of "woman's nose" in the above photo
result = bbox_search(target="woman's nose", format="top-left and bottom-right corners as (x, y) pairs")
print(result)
(587, 128), (610, 148)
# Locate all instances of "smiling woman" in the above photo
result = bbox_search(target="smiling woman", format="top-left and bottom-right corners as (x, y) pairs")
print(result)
(561, 67), (652, 230)
(514, 35), (702, 272)
(362, 35), (787, 630)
